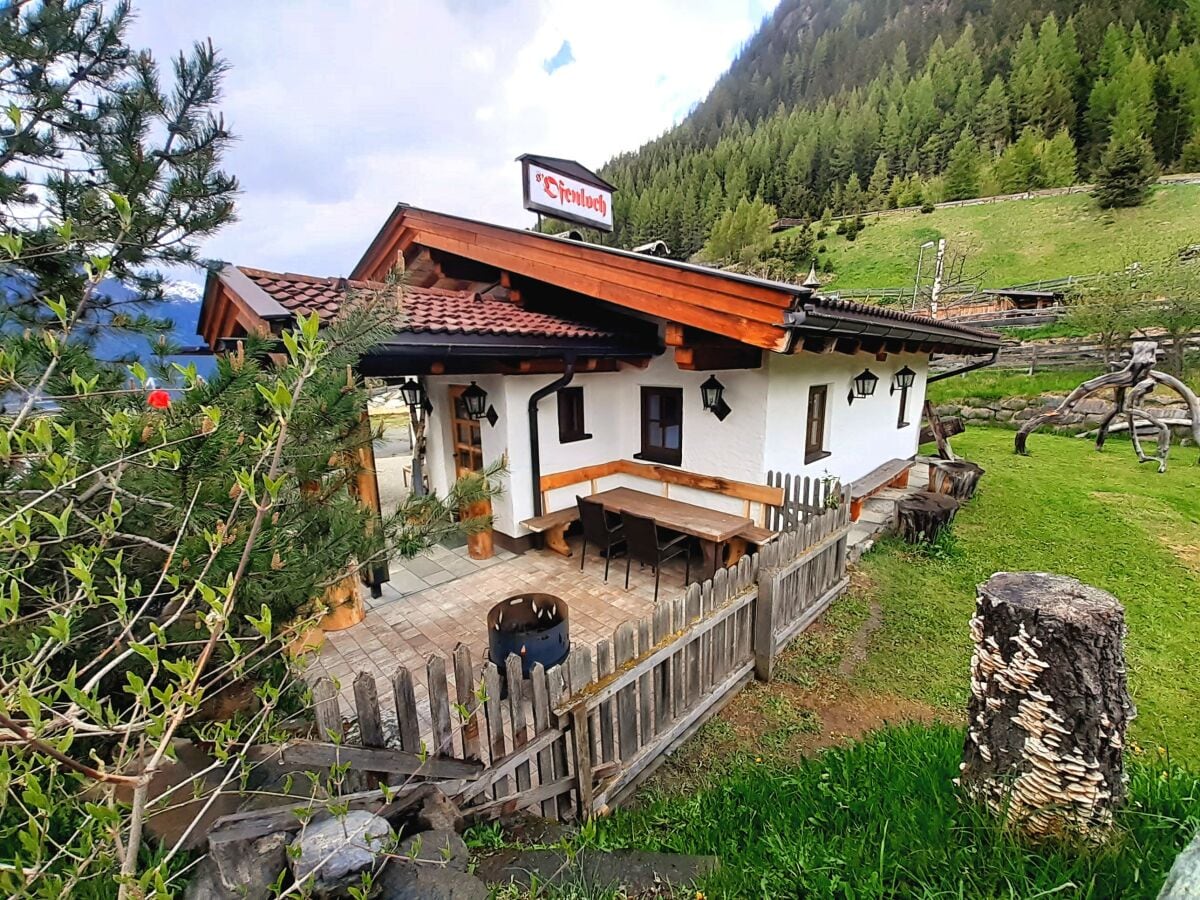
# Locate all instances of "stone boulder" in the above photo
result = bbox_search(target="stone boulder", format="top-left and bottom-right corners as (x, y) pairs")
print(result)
(395, 829), (469, 873)
(376, 864), (488, 900)
(415, 789), (465, 834)
(1000, 397), (1028, 411)
(289, 810), (393, 893)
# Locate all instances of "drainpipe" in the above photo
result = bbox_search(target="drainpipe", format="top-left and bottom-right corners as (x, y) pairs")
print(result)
(528, 355), (577, 517)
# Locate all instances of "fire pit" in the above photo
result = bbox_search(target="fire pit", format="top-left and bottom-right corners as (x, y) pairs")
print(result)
(487, 593), (569, 680)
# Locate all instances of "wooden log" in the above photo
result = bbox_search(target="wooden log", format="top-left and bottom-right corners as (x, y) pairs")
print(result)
(896, 491), (960, 544)
(960, 572), (1133, 837)
(927, 459), (985, 500)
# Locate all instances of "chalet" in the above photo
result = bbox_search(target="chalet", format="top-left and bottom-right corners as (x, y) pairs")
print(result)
(199, 203), (1000, 586)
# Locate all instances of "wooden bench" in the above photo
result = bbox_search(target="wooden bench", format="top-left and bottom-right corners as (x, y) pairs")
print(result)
(848, 458), (912, 522)
(521, 507), (579, 557)
(521, 460), (785, 558)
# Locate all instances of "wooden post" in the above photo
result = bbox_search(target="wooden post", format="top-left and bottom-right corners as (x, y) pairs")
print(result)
(959, 573), (1133, 837)
(753, 546), (778, 682)
(923, 399), (957, 461)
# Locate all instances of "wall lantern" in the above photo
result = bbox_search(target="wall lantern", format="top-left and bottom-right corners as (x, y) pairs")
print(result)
(847, 368), (879, 405)
(461, 381), (489, 420)
(399, 378), (426, 409)
(700, 374), (732, 421)
(890, 365), (917, 395)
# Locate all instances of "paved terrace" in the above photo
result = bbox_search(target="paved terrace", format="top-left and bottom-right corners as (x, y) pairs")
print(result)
(310, 461), (931, 740)
(313, 536), (688, 734)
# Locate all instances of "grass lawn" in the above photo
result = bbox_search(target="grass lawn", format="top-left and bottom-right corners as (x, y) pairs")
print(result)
(926, 366), (1200, 406)
(799, 184), (1200, 290)
(473, 427), (1200, 898)
(853, 428), (1200, 759)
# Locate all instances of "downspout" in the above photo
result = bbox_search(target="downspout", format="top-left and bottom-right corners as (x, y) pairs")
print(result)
(926, 348), (1000, 383)
(528, 355), (577, 518)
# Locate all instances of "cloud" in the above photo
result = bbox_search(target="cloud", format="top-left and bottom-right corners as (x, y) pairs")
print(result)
(543, 40), (574, 74)
(127, 0), (779, 282)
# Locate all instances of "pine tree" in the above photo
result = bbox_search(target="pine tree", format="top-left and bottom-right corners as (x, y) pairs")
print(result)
(867, 154), (891, 208)
(995, 128), (1045, 192)
(943, 130), (981, 200)
(977, 75), (1011, 156)
(842, 172), (864, 213)
(1040, 128), (1079, 187)
(1182, 127), (1200, 171)
(1094, 116), (1157, 208)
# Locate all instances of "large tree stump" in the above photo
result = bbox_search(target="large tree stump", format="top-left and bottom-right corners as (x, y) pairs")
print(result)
(896, 491), (960, 544)
(960, 572), (1134, 838)
(928, 459), (985, 500)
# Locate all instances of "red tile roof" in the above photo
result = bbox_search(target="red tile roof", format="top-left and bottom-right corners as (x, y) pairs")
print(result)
(236, 267), (618, 340)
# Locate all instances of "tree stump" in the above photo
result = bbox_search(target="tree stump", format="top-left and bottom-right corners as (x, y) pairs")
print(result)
(928, 459), (985, 500)
(959, 572), (1134, 838)
(896, 491), (960, 544)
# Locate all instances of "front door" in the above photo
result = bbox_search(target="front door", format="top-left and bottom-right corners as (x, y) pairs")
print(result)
(449, 385), (484, 476)
(448, 385), (493, 559)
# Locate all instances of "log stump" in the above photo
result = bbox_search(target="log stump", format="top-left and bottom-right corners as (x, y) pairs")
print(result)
(960, 572), (1134, 838)
(896, 491), (960, 544)
(928, 459), (985, 500)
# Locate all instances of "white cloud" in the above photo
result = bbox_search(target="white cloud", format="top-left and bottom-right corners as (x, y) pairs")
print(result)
(128, 0), (779, 281)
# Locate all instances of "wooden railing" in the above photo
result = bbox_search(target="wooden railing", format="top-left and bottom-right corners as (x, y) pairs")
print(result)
(764, 470), (840, 531)
(227, 498), (853, 835)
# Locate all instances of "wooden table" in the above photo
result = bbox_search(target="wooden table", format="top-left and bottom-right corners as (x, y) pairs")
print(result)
(588, 487), (754, 574)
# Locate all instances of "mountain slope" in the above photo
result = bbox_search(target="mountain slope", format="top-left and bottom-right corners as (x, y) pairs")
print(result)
(586, 0), (1200, 261)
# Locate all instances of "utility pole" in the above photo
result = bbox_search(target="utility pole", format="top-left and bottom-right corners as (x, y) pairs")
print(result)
(911, 240), (936, 310)
(930, 238), (947, 316)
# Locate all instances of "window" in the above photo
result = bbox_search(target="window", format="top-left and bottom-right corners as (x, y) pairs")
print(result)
(557, 386), (589, 443)
(805, 384), (830, 463)
(638, 386), (683, 465)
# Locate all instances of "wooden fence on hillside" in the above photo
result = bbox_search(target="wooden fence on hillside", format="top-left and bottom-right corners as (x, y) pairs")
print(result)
(229, 494), (852, 834)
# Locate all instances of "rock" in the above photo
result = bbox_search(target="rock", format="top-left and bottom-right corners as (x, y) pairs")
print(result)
(376, 862), (488, 900)
(1076, 398), (1113, 416)
(1159, 830), (1200, 898)
(395, 829), (469, 873)
(289, 810), (393, 892)
(202, 830), (288, 900)
(1000, 397), (1028, 411)
(1014, 408), (1041, 421)
(416, 789), (465, 834)
(961, 407), (993, 420)
(995, 408), (1014, 422)
(476, 849), (719, 894)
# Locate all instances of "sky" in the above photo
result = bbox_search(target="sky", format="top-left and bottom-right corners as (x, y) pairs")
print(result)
(129, 0), (779, 285)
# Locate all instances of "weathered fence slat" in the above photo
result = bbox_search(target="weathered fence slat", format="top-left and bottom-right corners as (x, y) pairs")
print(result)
(312, 676), (341, 741)
(614, 621), (638, 762)
(595, 637), (615, 764)
(427, 655), (454, 758)
(505, 653), (532, 794)
(453, 643), (482, 763)
(530, 663), (558, 819)
(392, 666), (422, 754)
(483, 663), (509, 799)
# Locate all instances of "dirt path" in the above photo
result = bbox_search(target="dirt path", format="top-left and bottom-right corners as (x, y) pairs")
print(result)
(837, 597), (883, 678)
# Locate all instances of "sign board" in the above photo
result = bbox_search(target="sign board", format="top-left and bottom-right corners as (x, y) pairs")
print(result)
(521, 158), (614, 232)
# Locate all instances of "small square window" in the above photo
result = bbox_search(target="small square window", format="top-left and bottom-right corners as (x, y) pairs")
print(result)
(557, 386), (590, 443)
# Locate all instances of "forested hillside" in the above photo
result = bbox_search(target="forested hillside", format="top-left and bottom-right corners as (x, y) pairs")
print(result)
(576, 0), (1200, 260)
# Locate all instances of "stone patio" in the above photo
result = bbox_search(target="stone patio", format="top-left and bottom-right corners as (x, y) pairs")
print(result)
(314, 535), (690, 731)
(311, 461), (934, 738)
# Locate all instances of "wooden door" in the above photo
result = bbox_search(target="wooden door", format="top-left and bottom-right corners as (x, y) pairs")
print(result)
(448, 385), (493, 559)
(449, 385), (484, 476)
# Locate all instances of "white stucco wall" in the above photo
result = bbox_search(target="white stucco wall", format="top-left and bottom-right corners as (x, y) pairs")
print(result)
(417, 350), (929, 540)
(763, 351), (929, 484)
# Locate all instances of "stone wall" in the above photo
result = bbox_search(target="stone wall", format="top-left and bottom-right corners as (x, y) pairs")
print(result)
(935, 393), (1190, 433)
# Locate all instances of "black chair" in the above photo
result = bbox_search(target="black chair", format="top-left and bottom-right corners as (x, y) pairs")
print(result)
(620, 511), (691, 603)
(577, 496), (625, 582)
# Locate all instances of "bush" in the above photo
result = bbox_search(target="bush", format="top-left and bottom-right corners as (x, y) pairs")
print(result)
(816, 229), (827, 240)
(921, 202), (936, 213)
(818, 243), (827, 253)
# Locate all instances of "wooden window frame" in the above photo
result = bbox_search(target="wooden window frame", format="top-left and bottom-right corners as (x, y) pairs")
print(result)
(557, 385), (590, 443)
(805, 384), (831, 464)
(897, 383), (911, 428)
(636, 386), (683, 466)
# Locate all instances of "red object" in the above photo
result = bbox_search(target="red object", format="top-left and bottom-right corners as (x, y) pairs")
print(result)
(147, 389), (171, 409)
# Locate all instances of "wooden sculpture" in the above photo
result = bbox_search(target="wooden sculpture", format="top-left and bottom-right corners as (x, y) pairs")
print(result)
(1015, 340), (1200, 472)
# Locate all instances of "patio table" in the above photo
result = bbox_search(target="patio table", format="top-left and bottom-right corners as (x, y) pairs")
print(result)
(587, 486), (754, 575)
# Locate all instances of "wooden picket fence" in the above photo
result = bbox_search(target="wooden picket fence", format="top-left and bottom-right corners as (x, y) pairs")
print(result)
(765, 471), (839, 531)
(296, 495), (853, 825)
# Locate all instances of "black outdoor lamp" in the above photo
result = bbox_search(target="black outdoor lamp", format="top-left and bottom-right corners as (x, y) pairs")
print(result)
(847, 368), (879, 405)
(461, 381), (489, 420)
(398, 378), (425, 409)
(891, 365), (917, 395)
(700, 374), (732, 421)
